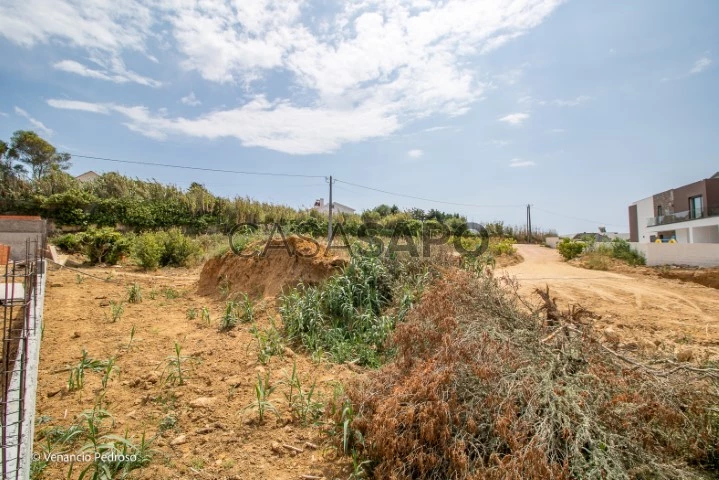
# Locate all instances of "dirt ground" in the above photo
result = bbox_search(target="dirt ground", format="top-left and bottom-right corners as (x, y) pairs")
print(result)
(502, 245), (719, 362)
(35, 264), (355, 480)
(33, 244), (719, 478)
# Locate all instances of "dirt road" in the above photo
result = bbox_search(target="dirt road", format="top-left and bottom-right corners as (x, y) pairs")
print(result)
(501, 245), (719, 360)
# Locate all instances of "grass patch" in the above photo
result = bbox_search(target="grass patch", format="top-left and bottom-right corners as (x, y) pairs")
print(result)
(279, 255), (428, 367)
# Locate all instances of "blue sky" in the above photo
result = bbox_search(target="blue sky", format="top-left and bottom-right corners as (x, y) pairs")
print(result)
(1, 0), (717, 234)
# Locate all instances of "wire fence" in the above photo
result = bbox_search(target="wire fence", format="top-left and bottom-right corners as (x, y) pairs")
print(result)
(1, 238), (46, 480)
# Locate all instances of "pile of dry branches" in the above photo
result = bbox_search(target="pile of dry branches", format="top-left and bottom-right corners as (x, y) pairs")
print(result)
(334, 270), (719, 479)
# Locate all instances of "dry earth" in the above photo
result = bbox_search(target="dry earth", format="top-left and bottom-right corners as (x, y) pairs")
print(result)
(502, 244), (719, 362)
(35, 264), (354, 480)
(33, 244), (719, 479)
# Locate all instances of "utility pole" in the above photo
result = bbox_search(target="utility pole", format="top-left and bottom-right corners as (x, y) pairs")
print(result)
(526, 204), (532, 244)
(327, 175), (333, 245)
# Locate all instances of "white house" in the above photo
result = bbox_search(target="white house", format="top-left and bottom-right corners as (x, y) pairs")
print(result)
(312, 198), (355, 215)
(628, 172), (719, 244)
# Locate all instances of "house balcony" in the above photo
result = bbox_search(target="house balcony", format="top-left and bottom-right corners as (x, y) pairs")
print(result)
(647, 207), (719, 227)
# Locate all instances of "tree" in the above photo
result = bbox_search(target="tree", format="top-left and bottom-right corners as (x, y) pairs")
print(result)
(0, 139), (29, 198)
(8, 130), (71, 180)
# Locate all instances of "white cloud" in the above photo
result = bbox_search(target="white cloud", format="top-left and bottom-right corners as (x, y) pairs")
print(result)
(14, 107), (53, 136)
(544, 95), (592, 107)
(48, 97), (398, 154)
(407, 149), (423, 159)
(509, 158), (535, 168)
(689, 56), (711, 75)
(498, 112), (529, 126)
(180, 92), (201, 106)
(422, 126), (451, 133)
(53, 58), (161, 87)
(46, 99), (111, 114)
(5, 0), (563, 154)
(0, 111), (7, 117)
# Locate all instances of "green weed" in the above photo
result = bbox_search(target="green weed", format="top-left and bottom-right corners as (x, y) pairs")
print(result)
(243, 373), (279, 424)
(127, 283), (143, 303)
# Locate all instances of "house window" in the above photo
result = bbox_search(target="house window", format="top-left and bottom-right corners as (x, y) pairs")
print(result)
(689, 196), (703, 219)
(657, 205), (663, 217)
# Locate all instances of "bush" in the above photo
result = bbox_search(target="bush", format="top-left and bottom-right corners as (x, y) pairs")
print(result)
(584, 251), (610, 270)
(611, 238), (646, 266)
(133, 232), (163, 270)
(53, 233), (83, 254)
(489, 238), (516, 256)
(159, 228), (200, 267)
(78, 227), (130, 265)
(557, 238), (585, 260)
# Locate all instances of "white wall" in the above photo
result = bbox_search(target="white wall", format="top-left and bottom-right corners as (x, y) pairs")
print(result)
(675, 228), (690, 243)
(634, 196), (654, 243)
(630, 242), (719, 267)
(692, 225), (719, 243)
(545, 236), (560, 248)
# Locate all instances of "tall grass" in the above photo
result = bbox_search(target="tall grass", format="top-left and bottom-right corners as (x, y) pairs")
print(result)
(280, 255), (428, 367)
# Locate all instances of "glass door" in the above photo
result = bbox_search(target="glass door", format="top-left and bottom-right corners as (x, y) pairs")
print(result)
(689, 196), (703, 219)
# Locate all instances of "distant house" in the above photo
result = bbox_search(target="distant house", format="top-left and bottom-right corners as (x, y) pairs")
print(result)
(312, 198), (355, 215)
(628, 172), (719, 243)
(75, 171), (100, 183)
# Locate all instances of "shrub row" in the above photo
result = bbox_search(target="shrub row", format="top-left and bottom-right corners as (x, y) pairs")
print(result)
(53, 227), (200, 268)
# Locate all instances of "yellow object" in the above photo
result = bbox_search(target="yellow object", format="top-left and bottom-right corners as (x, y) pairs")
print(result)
(655, 239), (662, 243)
(669, 239), (677, 244)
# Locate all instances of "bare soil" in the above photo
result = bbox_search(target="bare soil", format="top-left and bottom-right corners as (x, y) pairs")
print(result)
(503, 245), (719, 362)
(36, 263), (354, 480)
(198, 236), (346, 298)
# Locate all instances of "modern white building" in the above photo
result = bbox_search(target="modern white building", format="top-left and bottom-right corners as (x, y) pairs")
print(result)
(629, 173), (719, 244)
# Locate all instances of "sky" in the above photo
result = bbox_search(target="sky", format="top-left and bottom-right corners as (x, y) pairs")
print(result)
(1, 0), (717, 234)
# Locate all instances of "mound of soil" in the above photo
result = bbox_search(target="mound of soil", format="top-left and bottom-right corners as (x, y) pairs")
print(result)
(659, 267), (719, 290)
(198, 235), (346, 298)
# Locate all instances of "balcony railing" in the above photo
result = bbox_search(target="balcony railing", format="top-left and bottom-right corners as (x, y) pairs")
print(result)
(647, 206), (719, 227)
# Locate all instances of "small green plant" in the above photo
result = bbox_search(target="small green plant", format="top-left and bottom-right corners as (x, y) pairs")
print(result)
(148, 289), (158, 300)
(67, 350), (112, 391)
(186, 308), (198, 320)
(158, 414), (178, 434)
(249, 319), (285, 364)
(127, 283), (143, 304)
(200, 307), (211, 327)
(243, 373), (279, 423)
(127, 325), (136, 350)
(284, 361), (324, 425)
(106, 301), (125, 323)
(74, 400), (153, 479)
(219, 301), (239, 331)
(76, 274), (85, 284)
(101, 356), (118, 390)
(162, 287), (180, 299)
(238, 293), (254, 323)
(161, 342), (196, 386)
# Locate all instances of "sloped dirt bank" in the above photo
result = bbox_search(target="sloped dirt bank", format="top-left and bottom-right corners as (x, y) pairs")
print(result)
(198, 236), (346, 298)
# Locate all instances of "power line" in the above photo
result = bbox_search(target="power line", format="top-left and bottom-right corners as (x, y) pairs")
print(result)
(69, 154), (325, 179)
(334, 178), (526, 209)
(533, 206), (626, 229)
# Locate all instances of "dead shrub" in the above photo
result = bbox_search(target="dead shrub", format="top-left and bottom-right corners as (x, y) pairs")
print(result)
(331, 269), (719, 479)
